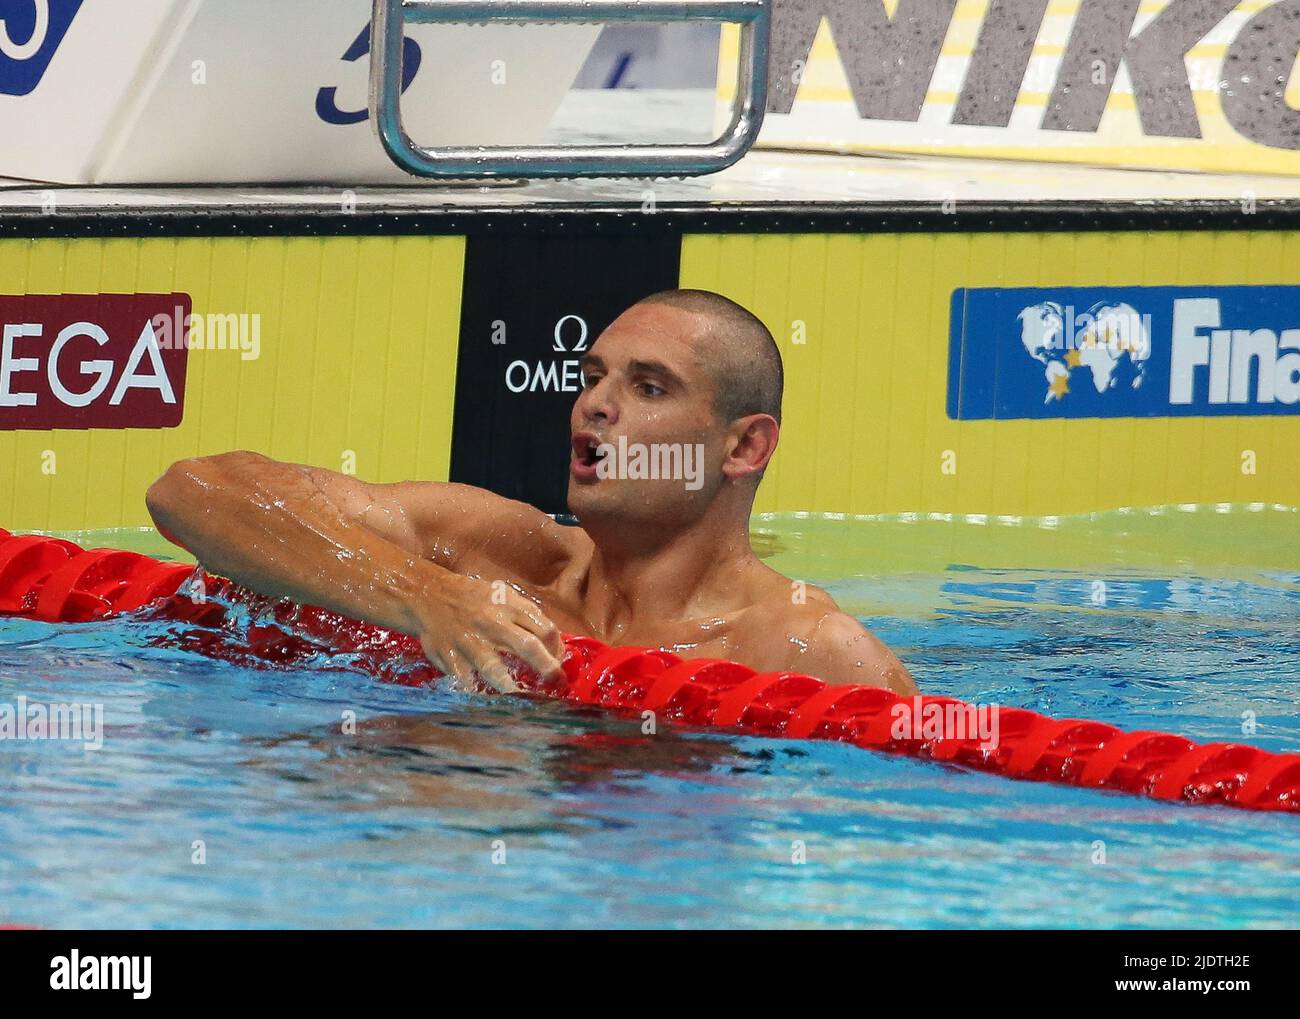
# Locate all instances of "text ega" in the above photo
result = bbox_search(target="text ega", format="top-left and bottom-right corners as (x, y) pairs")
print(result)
(1, 317), (177, 409)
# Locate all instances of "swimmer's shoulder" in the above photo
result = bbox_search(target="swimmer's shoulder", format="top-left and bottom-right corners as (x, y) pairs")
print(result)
(740, 576), (917, 694)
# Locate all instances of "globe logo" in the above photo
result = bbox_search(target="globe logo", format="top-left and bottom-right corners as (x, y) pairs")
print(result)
(1018, 301), (1152, 404)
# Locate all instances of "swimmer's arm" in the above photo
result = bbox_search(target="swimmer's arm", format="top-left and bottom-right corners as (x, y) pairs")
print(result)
(147, 451), (435, 616)
(144, 451), (568, 685)
(783, 611), (919, 695)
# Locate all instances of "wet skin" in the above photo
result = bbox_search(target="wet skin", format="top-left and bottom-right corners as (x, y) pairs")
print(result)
(146, 303), (918, 697)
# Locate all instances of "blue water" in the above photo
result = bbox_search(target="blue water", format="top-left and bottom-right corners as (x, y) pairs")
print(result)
(1, 517), (1298, 929)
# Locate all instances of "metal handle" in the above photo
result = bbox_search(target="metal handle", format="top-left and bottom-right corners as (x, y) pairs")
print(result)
(368, 0), (769, 179)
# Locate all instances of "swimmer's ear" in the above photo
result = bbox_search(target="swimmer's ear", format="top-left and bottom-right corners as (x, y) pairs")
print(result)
(722, 413), (779, 482)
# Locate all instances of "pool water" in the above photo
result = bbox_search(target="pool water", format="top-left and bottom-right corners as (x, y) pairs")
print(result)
(1, 508), (1298, 929)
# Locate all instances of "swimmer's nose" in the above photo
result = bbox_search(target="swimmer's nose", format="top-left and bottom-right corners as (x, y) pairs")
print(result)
(576, 376), (618, 427)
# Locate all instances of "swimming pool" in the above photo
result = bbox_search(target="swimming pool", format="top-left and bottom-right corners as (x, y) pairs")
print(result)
(1, 508), (1297, 929)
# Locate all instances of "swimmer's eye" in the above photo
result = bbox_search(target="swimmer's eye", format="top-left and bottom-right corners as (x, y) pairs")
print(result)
(637, 381), (666, 397)
(581, 372), (602, 388)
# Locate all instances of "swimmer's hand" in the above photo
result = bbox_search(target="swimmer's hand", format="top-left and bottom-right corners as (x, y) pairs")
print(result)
(410, 571), (565, 694)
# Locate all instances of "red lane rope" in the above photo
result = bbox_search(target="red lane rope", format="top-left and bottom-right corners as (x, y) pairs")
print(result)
(1, 530), (1297, 815)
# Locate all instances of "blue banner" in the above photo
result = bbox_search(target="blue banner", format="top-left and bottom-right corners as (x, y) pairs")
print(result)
(948, 285), (1300, 420)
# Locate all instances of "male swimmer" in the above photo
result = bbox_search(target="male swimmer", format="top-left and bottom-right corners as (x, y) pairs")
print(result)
(146, 289), (917, 696)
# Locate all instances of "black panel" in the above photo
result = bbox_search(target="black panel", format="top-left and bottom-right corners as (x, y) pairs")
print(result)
(6, 199), (1300, 237)
(449, 232), (682, 514)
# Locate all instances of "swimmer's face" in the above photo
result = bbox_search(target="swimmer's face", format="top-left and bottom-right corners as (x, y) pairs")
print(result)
(568, 303), (730, 526)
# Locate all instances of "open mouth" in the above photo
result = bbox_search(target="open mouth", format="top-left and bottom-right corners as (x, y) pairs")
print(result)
(572, 434), (608, 468)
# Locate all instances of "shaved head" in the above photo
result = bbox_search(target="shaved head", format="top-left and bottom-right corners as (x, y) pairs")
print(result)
(637, 289), (783, 426)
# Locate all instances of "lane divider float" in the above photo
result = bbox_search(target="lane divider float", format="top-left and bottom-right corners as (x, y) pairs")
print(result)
(1, 529), (1297, 814)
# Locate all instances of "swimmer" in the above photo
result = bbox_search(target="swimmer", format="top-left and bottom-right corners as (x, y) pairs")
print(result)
(146, 289), (917, 696)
